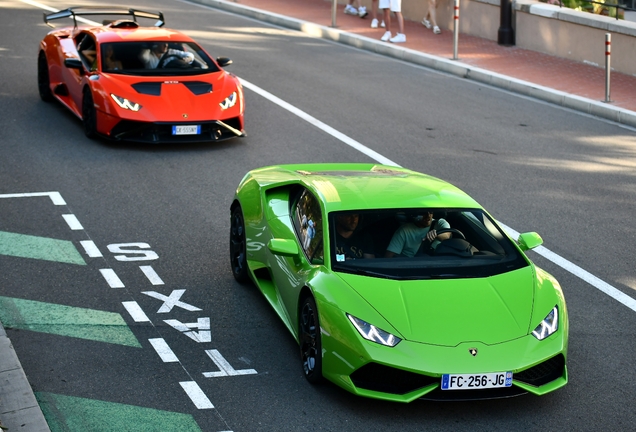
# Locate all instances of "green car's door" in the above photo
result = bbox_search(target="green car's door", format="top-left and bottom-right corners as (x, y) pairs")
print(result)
(267, 187), (325, 337)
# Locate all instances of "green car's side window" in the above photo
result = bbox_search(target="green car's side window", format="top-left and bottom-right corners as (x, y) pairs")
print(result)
(292, 188), (324, 264)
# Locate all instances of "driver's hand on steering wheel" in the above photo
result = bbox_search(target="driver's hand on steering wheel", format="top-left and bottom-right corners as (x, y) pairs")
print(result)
(425, 229), (437, 242)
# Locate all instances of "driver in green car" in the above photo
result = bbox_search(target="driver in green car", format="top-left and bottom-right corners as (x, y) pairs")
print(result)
(385, 211), (451, 257)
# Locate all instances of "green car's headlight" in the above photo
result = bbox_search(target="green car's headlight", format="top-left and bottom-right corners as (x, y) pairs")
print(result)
(219, 91), (237, 110)
(347, 314), (401, 347)
(110, 94), (141, 111)
(532, 306), (558, 340)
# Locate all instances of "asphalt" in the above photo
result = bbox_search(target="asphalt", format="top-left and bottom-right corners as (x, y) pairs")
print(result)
(2, 0), (635, 430)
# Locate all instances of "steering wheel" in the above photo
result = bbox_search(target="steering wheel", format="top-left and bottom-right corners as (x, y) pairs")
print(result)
(434, 228), (466, 240)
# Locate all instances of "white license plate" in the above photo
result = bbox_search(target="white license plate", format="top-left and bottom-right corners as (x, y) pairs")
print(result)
(441, 372), (512, 390)
(172, 125), (201, 135)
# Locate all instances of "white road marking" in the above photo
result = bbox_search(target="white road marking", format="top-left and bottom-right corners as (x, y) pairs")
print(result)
(140, 265), (164, 285)
(122, 301), (151, 322)
(165, 318), (211, 343)
(239, 79), (399, 167)
(500, 223), (636, 312)
(62, 214), (83, 230)
(179, 381), (214, 409)
(149, 338), (180, 362)
(141, 289), (202, 313)
(79, 240), (102, 257)
(0, 191), (66, 205)
(203, 350), (257, 378)
(99, 268), (125, 288)
(18, 0), (100, 25)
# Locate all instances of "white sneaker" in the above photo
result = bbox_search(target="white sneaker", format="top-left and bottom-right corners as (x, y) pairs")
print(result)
(422, 18), (431, 29)
(381, 20), (385, 27)
(358, 6), (368, 18)
(344, 4), (358, 15)
(433, 26), (441, 34)
(380, 31), (391, 42)
(370, 18), (378, 28)
(390, 33), (406, 43)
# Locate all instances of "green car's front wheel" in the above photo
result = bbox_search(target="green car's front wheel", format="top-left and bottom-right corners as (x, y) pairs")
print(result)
(299, 296), (323, 384)
(229, 205), (249, 283)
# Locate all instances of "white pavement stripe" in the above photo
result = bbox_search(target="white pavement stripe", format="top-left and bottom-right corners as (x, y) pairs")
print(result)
(239, 78), (399, 167)
(18, 0), (99, 24)
(100, 268), (125, 288)
(499, 222), (636, 313)
(140, 265), (164, 285)
(80, 240), (102, 257)
(62, 214), (83, 230)
(122, 301), (150, 322)
(0, 191), (66, 205)
(179, 381), (214, 409)
(148, 338), (179, 362)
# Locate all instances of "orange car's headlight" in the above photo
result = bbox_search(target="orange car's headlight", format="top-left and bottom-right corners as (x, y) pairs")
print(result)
(219, 91), (237, 110)
(110, 94), (142, 112)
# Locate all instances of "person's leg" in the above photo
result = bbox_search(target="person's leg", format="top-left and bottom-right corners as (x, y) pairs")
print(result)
(428, 0), (438, 27)
(396, 11), (404, 35)
(381, 8), (391, 40)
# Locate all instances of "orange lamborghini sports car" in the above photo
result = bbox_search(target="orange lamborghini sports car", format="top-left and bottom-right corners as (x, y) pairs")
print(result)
(38, 7), (245, 143)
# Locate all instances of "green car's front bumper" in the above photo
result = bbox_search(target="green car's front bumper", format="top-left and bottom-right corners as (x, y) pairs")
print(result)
(319, 302), (568, 403)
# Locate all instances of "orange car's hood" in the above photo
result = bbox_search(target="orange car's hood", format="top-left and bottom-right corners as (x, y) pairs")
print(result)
(96, 71), (240, 122)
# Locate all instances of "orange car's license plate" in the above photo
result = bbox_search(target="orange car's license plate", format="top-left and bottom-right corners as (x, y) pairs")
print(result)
(172, 125), (201, 135)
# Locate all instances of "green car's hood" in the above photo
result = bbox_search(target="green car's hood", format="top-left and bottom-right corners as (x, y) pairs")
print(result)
(338, 267), (535, 346)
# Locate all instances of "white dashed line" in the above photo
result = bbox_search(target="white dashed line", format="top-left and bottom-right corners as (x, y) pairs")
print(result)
(62, 214), (83, 230)
(179, 381), (214, 409)
(140, 265), (165, 285)
(99, 268), (125, 288)
(149, 338), (179, 362)
(80, 240), (103, 257)
(122, 301), (151, 322)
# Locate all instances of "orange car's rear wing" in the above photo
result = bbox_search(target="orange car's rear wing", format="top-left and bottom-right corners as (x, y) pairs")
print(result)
(43, 7), (165, 28)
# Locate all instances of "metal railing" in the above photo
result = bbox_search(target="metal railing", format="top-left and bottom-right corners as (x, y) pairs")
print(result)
(555, 0), (636, 19)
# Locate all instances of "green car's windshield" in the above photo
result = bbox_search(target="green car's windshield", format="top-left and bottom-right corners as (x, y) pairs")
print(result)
(329, 208), (528, 280)
(100, 41), (219, 75)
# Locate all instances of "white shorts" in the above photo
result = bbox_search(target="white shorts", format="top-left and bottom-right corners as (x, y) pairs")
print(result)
(379, 0), (401, 12)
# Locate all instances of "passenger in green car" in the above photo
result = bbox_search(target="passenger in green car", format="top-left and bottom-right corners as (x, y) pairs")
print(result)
(334, 213), (375, 261)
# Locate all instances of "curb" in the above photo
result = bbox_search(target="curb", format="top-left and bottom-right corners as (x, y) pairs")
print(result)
(0, 321), (51, 432)
(194, 0), (636, 128)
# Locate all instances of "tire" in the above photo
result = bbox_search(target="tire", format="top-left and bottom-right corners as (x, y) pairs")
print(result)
(82, 89), (97, 139)
(229, 205), (249, 283)
(299, 296), (324, 384)
(37, 51), (53, 102)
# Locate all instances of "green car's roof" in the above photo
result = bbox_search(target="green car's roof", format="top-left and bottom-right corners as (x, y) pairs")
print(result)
(250, 163), (481, 212)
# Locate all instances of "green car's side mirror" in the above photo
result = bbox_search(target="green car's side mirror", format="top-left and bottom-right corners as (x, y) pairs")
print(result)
(517, 232), (543, 251)
(268, 238), (299, 257)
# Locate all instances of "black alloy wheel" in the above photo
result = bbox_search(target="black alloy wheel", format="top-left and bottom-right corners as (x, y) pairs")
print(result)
(38, 51), (53, 102)
(82, 89), (97, 138)
(299, 296), (323, 384)
(229, 205), (249, 283)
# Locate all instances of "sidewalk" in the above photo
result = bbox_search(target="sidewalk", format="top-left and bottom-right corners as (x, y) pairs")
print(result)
(196, 0), (636, 127)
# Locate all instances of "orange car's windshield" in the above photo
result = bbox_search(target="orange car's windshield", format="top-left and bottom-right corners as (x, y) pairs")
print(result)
(100, 41), (220, 75)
